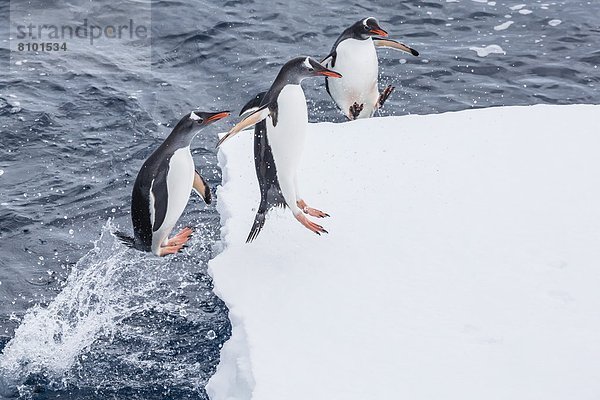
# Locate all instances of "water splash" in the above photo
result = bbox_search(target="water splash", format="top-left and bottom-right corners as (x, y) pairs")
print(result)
(0, 220), (230, 399)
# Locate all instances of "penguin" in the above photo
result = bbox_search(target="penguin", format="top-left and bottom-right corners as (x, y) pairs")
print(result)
(217, 57), (342, 242)
(117, 110), (229, 256)
(322, 17), (419, 120)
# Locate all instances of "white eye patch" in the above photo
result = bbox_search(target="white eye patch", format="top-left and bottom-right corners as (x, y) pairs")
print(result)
(303, 57), (312, 69)
(189, 112), (202, 121)
(363, 17), (375, 27)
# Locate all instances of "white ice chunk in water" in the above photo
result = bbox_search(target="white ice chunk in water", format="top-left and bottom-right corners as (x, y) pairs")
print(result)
(494, 21), (514, 31)
(519, 9), (533, 14)
(548, 19), (562, 26)
(510, 3), (526, 10)
(469, 44), (506, 57)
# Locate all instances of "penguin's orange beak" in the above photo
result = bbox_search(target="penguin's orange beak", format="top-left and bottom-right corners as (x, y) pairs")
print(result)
(205, 111), (230, 123)
(370, 28), (388, 37)
(310, 58), (343, 78)
(319, 69), (343, 78)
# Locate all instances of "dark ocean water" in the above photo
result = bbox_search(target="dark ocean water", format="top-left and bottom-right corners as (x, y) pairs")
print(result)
(0, 0), (598, 398)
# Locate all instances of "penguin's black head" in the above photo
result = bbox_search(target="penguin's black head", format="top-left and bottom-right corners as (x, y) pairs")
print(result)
(281, 57), (342, 84)
(172, 110), (230, 137)
(351, 17), (388, 40)
(187, 110), (230, 127)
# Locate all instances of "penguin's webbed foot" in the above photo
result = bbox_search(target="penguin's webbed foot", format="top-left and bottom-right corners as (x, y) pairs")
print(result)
(159, 244), (185, 256)
(165, 227), (193, 247)
(348, 102), (364, 120)
(378, 85), (395, 108)
(295, 213), (328, 236)
(297, 200), (330, 218)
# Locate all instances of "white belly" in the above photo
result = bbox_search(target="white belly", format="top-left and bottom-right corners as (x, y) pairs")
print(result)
(326, 38), (379, 118)
(267, 84), (308, 214)
(267, 85), (308, 179)
(151, 146), (194, 253)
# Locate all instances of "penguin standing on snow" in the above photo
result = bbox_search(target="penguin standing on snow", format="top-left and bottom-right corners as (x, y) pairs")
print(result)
(217, 57), (342, 242)
(118, 110), (229, 256)
(322, 17), (419, 120)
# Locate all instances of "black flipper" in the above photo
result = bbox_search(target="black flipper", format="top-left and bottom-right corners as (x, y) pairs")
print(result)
(131, 166), (154, 251)
(321, 51), (337, 99)
(114, 230), (136, 248)
(373, 38), (419, 57)
(269, 102), (279, 127)
(193, 170), (212, 204)
(151, 167), (169, 232)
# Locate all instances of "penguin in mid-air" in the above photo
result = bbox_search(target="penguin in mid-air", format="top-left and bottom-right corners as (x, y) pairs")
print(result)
(117, 110), (229, 256)
(322, 17), (419, 120)
(218, 57), (342, 242)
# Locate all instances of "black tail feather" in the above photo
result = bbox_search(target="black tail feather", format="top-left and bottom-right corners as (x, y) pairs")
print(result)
(244, 93), (287, 243)
(246, 210), (267, 243)
(114, 230), (136, 248)
(246, 196), (286, 243)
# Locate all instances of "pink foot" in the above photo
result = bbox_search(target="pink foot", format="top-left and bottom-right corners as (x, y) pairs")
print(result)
(348, 102), (364, 120)
(166, 227), (193, 246)
(297, 200), (330, 218)
(158, 243), (184, 256)
(378, 85), (395, 108)
(295, 213), (328, 236)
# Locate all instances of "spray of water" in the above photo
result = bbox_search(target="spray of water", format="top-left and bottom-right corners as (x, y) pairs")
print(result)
(0, 220), (229, 398)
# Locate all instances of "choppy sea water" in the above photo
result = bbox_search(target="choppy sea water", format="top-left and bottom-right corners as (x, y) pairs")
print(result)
(0, 0), (598, 398)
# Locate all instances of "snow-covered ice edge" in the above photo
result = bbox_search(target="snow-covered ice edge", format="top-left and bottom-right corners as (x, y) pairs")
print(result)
(208, 105), (600, 400)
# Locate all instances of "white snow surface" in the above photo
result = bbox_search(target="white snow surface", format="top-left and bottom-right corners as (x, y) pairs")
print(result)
(208, 105), (600, 400)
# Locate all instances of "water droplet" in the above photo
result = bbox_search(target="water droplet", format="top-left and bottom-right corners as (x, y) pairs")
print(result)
(39, 256), (44, 261)
(206, 330), (216, 340)
(69, 229), (74, 235)
(0, 170), (4, 176)
(111, 208), (116, 213)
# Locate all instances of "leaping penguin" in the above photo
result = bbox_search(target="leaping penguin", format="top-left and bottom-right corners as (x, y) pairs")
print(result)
(322, 17), (419, 120)
(117, 110), (229, 256)
(218, 57), (342, 242)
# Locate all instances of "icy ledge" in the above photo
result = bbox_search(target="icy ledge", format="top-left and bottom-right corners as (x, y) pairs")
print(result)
(207, 105), (600, 400)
